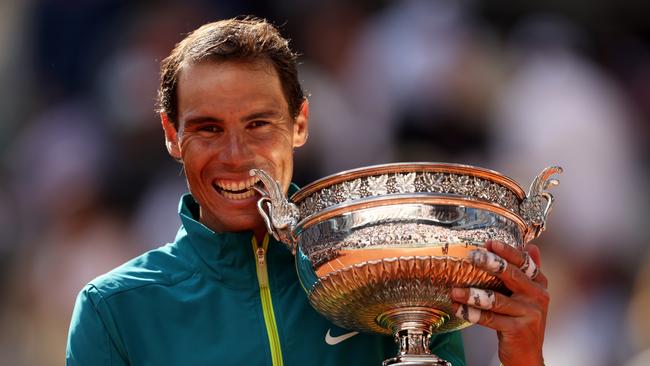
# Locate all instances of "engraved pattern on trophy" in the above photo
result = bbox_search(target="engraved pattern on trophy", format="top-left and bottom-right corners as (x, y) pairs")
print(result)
(394, 172), (417, 193)
(298, 205), (522, 271)
(297, 171), (521, 222)
(252, 163), (561, 366)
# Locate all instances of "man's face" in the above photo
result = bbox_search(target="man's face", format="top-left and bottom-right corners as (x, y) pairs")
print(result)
(162, 60), (308, 235)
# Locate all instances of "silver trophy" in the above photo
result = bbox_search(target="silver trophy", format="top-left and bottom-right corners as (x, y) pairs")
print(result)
(251, 163), (561, 366)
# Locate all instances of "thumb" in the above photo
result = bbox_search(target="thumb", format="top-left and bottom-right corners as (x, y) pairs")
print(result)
(525, 243), (543, 268)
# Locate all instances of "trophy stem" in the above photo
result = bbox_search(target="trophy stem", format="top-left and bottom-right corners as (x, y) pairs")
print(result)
(378, 307), (452, 366)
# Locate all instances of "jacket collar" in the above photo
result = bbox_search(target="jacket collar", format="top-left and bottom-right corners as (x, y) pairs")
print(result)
(174, 184), (299, 289)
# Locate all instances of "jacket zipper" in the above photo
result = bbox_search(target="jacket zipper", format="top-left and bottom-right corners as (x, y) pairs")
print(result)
(252, 235), (284, 366)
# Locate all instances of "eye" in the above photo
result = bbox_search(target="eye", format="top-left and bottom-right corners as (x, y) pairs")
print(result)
(248, 120), (270, 129)
(198, 125), (223, 133)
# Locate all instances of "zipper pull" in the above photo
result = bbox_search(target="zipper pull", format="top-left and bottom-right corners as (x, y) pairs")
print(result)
(257, 246), (265, 266)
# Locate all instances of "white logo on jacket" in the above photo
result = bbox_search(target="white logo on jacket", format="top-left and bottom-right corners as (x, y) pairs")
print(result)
(325, 329), (359, 345)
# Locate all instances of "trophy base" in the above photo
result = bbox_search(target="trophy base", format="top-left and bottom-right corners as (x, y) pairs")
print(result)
(383, 355), (451, 366)
(378, 307), (453, 366)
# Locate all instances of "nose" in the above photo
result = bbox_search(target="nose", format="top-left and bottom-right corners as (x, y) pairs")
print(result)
(217, 131), (254, 166)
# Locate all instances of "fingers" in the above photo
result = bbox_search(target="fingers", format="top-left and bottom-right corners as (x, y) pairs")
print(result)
(486, 240), (528, 269)
(467, 249), (530, 294)
(526, 244), (548, 287)
(525, 243), (542, 267)
(453, 240), (549, 360)
(467, 288), (495, 310)
(451, 287), (525, 316)
(453, 304), (522, 331)
(471, 241), (547, 292)
(455, 304), (481, 323)
(467, 249), (507, 275)
(486, 240), (541, 281)
(451, 286), (546, 332)
(519, 251), (539, 280)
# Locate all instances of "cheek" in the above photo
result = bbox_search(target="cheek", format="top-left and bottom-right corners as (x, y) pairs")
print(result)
(179, 136), (213, 167)
(265, 139), (295, 185)
(179, 134), (208, 150)
(250, 130), (293, 157)
(261, 135), (293, 163)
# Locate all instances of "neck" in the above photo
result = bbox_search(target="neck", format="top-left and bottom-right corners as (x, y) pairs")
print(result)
(253, 227), (268, 245)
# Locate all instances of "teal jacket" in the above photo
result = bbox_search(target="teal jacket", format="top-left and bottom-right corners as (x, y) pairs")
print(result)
(66, 193), (465, 365)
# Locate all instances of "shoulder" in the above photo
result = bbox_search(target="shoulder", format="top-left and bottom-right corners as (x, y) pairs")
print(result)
(85, 241), (197, 301)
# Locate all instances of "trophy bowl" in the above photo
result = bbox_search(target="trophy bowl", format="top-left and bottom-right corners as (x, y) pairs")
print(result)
(251, 163), (561, 366)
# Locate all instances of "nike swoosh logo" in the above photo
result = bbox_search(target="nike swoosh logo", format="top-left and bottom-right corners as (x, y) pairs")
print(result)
(325, 329), (359, 345)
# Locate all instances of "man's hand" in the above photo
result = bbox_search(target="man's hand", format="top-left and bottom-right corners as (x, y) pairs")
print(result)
(451, 240), (548, 366)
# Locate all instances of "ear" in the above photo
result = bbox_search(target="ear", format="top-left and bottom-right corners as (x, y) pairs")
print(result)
(160, 112), (182, 160)
(292, 99), (309, 148)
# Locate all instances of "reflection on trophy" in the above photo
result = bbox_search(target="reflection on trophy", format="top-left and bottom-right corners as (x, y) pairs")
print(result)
(251, 163), (561, 366)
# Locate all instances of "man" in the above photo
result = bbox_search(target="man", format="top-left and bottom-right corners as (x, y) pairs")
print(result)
(67, 17), (547, 365)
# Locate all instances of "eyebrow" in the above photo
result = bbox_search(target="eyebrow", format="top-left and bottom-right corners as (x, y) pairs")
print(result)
(242, 110), (283, 121)
(184, 116), (223, 127)
(183, 109), (283, 126)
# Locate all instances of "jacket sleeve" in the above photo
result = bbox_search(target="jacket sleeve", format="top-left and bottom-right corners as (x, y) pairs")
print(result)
(66, 285), (128, 366)
(431, 330), (466, 366)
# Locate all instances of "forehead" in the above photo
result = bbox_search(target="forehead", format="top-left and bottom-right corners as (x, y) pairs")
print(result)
(176, 59), (289, 121)
(178, 59), (284, 99)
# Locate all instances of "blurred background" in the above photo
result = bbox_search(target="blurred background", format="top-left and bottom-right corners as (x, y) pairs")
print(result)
(1, 0), (649, 365)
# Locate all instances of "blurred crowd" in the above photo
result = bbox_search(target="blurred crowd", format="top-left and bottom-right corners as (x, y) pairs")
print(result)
(1, 0), (649, 365)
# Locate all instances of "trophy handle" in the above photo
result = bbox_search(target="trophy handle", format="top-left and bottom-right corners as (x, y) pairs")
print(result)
(520, 166), (563, 242)
(250, 169), (299, 253)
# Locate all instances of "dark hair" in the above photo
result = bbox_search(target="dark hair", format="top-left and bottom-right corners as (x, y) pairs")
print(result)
(156, 17), (304, 128)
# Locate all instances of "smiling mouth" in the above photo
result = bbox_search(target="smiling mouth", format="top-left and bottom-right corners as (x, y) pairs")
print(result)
(213, 176), (261, 200)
